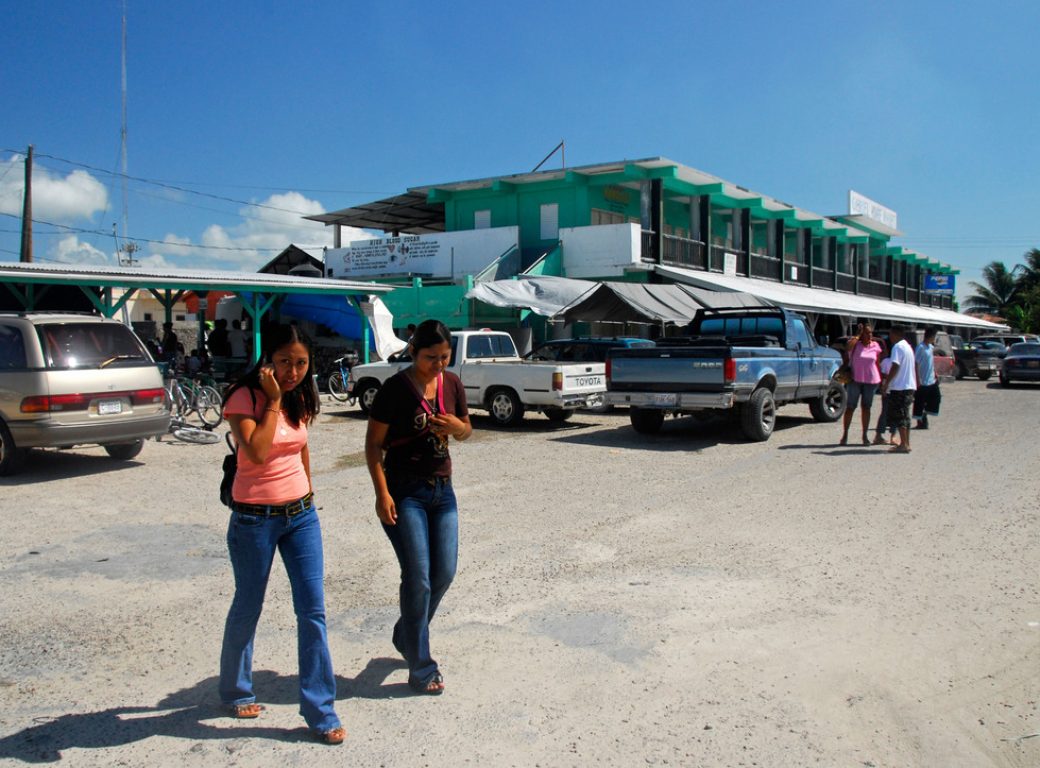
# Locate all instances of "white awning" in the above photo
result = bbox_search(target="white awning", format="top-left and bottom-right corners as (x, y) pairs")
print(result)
(465, 275), (596, 316)
(555, 281), (769, 324)
(657, 265), (1007, 331)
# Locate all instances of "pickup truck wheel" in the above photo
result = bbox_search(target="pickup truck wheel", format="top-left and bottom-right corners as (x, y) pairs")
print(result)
(543, 407), (572, 423)
(977, 371), (992, 381)
(809, 381), (847, 423)
(356, 380), (381, 414)
(629, 407), (664, 435)
(488, 389), (524, 426)
(104, 440), (145, 461)
(0, 419), (26, 476)
(741, 388), (776, 441)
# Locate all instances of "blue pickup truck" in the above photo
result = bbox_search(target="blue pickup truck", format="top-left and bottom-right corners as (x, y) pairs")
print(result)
(605, 307), (847, 441)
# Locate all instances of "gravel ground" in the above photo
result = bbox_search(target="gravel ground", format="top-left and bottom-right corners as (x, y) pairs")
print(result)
(0, 379), (1037, 767)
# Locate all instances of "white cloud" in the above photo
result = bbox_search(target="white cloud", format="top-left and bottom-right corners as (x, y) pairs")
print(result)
(0, 155), (108, 222)
(145, 191), (375, 271)
(53, 235), (113, 265)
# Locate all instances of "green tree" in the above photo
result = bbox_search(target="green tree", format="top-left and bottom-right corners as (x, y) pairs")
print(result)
(1014, 247), (1040, 294)
(964, 261), (1020, 315)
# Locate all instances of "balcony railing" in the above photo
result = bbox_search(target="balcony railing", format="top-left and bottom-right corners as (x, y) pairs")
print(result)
(662, 235), (707, 269)
(836, 273), (855, 293)
(749, 251), (780, 281)
(858, 278), (890, 299)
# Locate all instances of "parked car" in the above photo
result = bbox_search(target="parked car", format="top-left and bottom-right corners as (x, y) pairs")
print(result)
(952, 339), (1005, 380)
(999, 342), (1040, 386)
(606, 308), (845, 441)
(0, 312), (170, 475)
(525, 337), (655, 363)
(348, 329), (606, 426)
(972, 333), (1040, 349)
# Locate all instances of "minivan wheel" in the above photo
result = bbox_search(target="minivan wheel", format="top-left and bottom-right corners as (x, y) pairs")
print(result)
(104, 440), (145, 461)
(0, 420), (26, 476)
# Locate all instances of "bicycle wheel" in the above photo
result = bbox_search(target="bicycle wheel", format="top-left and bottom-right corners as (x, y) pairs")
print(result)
(193, 385), (224, 427)
(327, 371), (349, 402)
(172, 427), (221, 445)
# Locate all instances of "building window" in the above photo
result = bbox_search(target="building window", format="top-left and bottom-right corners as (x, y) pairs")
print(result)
(175, 314), (186, 322)
(143, 312), (153, 321)
(539, 203), (559, 240)
(474, 210), (491, 229)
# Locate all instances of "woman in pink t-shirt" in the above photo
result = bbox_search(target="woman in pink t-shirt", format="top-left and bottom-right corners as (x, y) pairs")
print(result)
(840, 322), (883, 446)
(218, 324), (344, 745)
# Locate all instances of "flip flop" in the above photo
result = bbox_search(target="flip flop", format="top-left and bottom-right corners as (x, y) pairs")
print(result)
(409, 672), (445, 695)
(888, 445), (911, 454)
(315, 726), (347, 745)
(228, 703), (265, 719)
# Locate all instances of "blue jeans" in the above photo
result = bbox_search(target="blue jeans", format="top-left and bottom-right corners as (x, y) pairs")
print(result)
(219, 504), (340, 732)
(383, 476), (459, 688)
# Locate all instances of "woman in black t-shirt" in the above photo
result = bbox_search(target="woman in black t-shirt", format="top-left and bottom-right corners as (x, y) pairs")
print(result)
(364, 319), (471, 695)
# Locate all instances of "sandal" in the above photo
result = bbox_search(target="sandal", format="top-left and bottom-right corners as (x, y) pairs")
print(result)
(409, 672), (445, 695)
(839, 435), (848, 446)
(228, 703), (265, 719)
(316, 726), (347, 745)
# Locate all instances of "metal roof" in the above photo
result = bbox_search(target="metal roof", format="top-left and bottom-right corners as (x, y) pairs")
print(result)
(0, 261), (394, 296)
(305, 191), (444, 234)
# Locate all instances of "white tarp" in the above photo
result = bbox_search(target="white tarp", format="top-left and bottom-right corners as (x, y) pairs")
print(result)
(554, 282), (769, 325)
(657, 265), (1007, 331)
(360, 296), (408, 360)
(465, 275), (597, 317)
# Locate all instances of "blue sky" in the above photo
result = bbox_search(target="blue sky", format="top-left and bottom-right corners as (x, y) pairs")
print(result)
(2, 0), (1037, 302)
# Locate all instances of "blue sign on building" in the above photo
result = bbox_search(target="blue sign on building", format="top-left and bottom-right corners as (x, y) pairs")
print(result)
(924, 274), (955, 295)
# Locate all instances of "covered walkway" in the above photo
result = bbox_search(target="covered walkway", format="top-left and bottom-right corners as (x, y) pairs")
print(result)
(0, 262), (395, 363)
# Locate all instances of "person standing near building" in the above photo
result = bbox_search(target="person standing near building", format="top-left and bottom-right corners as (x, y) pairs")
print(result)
(913, 327), (941, 430)
(218, 323), (345, 745)
(840, 323), (882, 446)
(364, 319), (471, 695)
(879, 325), (917, 454)
(229, 319), (249, 359)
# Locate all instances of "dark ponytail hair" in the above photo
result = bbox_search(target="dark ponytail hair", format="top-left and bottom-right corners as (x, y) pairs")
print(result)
(409, 319), (452, 354)
(223, 323), (320, 426)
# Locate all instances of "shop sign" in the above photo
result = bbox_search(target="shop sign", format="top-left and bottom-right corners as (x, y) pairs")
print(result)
(723, 252), (738, 276)
(923, 274), (955, 295)
(848, 190), (898, 230)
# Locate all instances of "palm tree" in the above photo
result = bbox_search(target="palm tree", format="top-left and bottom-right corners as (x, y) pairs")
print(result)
(964, 260), (1019, 315)
(1014, 248), (1040, 294)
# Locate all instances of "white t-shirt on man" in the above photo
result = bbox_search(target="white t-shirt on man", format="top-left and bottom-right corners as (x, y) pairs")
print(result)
(888, 339), (917, 391)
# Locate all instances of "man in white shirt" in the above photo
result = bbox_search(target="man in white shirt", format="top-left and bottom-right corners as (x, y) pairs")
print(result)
(879, 325), (918, 453)
(913, 327), (940, 429)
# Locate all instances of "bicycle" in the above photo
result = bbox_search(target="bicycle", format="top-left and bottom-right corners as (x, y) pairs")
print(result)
(164, 375), (224, 429)
(326, 351), (359, 405)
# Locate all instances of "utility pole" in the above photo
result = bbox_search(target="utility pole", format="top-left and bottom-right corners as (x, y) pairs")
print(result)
(19, 145), (33, 262)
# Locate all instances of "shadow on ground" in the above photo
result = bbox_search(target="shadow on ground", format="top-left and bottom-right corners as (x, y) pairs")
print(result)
(0, 660), (409, 763)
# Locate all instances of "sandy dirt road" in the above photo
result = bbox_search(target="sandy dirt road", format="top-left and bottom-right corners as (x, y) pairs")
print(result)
(0, 378), (1037, 767)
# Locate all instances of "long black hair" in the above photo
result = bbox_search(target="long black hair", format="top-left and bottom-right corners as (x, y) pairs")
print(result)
(409, 319), (452, 354)
(222, 323), (320, 427)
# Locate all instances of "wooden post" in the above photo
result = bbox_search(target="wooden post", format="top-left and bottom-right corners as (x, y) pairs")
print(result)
(19, 145), (33, 263)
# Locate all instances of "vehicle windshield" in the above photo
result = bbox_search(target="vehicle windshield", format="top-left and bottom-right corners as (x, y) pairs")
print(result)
(38, 323), (150, 370)
(1008, 343), (1040, 356)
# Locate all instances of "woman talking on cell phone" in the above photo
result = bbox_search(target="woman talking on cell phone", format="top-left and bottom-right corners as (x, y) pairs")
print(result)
(364, 319), (471, 695)
(218, 323), (345, 745)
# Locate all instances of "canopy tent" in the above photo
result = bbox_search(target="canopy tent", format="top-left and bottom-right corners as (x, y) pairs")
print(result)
(657, 265), (1008, 331)
(465, 275), (597, 317)
(554, 281), (769, 324)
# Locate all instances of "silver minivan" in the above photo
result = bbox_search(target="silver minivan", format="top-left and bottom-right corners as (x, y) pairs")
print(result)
(0, 312), (171, 474)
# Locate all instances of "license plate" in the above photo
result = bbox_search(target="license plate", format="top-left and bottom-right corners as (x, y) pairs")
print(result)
(649, 393), (677, 406)
(1029, 361), (1039, 368)
(97, 399), (123, 415)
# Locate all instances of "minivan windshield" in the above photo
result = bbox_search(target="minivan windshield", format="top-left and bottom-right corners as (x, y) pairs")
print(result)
(38, 323), (150, 370)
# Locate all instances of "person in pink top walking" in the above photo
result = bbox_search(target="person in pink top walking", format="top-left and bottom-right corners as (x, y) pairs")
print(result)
(840, 322), (883, 446)
(218, 323), (345, 745)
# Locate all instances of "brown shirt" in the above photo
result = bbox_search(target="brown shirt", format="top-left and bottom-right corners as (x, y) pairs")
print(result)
(370, 370), (468, 478)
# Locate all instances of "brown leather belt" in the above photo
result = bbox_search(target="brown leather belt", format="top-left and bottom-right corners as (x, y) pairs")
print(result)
(233, 492), (314, 517)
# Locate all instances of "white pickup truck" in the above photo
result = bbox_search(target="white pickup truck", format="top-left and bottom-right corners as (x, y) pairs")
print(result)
(347, 330), (606, 426)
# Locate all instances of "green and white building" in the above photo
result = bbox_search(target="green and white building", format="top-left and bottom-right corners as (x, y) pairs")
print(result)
(308, 157), (999, 339)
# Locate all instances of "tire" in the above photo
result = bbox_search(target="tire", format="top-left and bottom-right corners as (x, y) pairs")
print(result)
(104, 440), (145, 461)
(0, 419), (25, 476)
(543, 407), (572, 423)
(356, 379), (381, 415)
(172, 427), (221, 445)
(327, 372), (349, 402)
(487, 388), (524, 427)
(629, 407), (664, 435)
(977, 371), (992, 381)
(194, 385), (223, 428)
(740, 387), (776, 442)
(809, 381), (847, 423)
